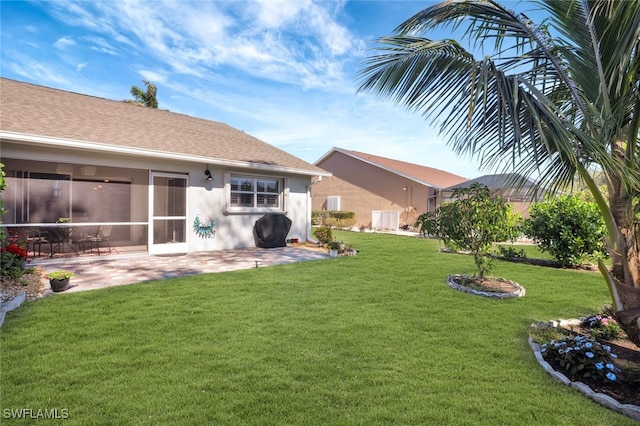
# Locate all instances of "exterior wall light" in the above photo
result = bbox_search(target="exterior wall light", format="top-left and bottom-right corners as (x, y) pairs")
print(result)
(204, 167), (214, 181)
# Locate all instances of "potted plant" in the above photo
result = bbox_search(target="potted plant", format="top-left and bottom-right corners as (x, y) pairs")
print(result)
(328, 240), (341, 257)
(45, 270), (74, 292)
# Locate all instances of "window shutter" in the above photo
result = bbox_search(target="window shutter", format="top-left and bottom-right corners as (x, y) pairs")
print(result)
(327, 196), (340, 211)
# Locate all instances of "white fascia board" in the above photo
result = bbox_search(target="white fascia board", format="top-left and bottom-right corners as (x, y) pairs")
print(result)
(1, 131), (330, 177)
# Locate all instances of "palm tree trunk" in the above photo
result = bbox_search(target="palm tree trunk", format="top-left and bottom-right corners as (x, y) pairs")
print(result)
(605, 140), (640, 347)
(607, 142), (640, 289)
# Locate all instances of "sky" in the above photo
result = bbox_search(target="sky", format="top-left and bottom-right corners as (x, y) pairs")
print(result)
(1, 0), (540, 179)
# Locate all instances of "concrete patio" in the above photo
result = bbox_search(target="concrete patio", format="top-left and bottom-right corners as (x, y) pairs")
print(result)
(32, 246), (330, 295)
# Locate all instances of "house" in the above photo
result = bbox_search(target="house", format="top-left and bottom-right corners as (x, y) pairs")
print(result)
(441, 173), (541, 218)
(0, 78), (330, 255)
(312, 148), (468, 230)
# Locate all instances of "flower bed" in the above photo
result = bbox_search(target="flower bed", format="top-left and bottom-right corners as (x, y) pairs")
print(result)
(530, 317), (640, 420)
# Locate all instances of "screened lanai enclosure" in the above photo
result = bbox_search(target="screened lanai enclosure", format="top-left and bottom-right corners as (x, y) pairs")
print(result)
(1, 159), (188, 257)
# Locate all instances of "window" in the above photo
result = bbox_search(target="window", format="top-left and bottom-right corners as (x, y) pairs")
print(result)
(326, 196), (340, 211)
(228, 174), (285, 211)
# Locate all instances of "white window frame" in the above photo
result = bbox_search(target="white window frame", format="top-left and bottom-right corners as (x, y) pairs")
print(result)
(224, 172), (288, 214)
(326, 196), (340, 211)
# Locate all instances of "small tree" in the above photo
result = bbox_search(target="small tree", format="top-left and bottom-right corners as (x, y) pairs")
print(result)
(416, 183), (520, 280)
(524, 195), (608, 267)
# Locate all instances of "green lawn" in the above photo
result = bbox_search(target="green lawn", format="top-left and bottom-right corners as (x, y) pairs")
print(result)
(0, 232), (634, 425)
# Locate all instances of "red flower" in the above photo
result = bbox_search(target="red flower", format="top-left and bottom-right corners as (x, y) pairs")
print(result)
(1, 243), (28, 259)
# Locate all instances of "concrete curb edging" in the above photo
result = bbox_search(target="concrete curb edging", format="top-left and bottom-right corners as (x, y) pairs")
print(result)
(446, 274), (525, 299)
(0, 291), (26, 328)
(529, 320), (640, 422)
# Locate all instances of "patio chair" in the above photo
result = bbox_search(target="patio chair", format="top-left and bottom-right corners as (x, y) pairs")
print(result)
(26, 229), (52, 258)
(78, 225), (112, 255)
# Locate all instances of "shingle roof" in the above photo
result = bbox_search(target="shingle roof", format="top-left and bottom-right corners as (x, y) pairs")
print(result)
(0, 78), (326, 175)
(442, 173), (535, 191)
(318, 148), (468, 189)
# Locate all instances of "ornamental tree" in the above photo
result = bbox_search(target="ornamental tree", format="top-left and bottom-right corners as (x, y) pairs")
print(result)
(416, 183), (520, 280)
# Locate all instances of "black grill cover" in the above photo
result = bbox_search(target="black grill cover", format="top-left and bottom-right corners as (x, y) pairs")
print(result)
(254, 214), (292, 248)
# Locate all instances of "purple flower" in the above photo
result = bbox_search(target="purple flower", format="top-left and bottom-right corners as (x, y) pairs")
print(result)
(595, 362), (604, 370)
(585, 352), (594, 358)
(606, 363), (614, 370)
(606, 372), (617, 381)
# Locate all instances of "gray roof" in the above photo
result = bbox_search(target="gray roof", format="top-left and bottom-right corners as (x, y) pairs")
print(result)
(0, 78), (326, 176)
(442, 173), (536, 191)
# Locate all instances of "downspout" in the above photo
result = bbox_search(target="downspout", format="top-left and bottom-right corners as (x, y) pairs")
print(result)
(306, 176), (323, 243)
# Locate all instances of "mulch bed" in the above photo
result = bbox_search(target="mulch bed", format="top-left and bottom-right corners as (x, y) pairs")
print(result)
(0, 268), (45, 303)
(454, 275), (522, 293)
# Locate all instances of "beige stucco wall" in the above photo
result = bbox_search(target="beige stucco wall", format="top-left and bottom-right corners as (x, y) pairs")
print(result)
(312, 176), (408, 228)
(313, 151), (439, 228)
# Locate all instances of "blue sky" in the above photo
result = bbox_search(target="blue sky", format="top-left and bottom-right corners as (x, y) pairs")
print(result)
(1, 0), (539, 179)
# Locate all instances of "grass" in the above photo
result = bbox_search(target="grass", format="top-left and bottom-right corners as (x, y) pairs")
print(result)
(0, 231), (635, 425)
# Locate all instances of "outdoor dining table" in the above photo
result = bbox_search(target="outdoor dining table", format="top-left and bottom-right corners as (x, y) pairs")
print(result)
(43, 225), (80, 257)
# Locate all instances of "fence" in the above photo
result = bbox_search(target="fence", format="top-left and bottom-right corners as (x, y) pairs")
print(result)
(371, 210), (399, 232)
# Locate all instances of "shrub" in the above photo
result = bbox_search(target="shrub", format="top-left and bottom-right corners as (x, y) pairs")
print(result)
(524, 195), (607, 266)
(496, 245), (527, 260)
(311, 210), (325, 226)
(540, 335), (620, 384)
(313, 226), (332, 245)
(312, 210), (356, 229)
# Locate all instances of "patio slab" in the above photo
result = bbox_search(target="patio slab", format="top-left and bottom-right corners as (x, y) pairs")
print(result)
(32, 247), (330, 295)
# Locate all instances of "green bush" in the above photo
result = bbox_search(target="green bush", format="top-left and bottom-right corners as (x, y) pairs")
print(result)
(313, 226), (332, 245)
(312, 210), (356, 229)
(524, 195), (607, 266)
(496, 245), (527, 260)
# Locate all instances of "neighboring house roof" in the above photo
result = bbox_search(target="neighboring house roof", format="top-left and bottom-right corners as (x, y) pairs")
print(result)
(442, 173), (540, 201)
(315, 147), (468, 189)
(0, 78), (328, 176)
(442, 173), (536, 191)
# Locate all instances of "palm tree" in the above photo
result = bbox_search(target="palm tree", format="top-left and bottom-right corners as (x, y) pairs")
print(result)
(125, 80), (158, 108)
(358, 0), (640, 344)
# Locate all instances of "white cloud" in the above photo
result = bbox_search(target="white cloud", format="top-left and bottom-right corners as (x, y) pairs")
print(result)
(138, 69), (168, 84)
(85, 36), (120, 56)
(54, 36), (75, 49)
(5, 56), (72, 88)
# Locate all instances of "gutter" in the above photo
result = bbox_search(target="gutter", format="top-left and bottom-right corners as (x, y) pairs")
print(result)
(1, 131), (331, 178)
